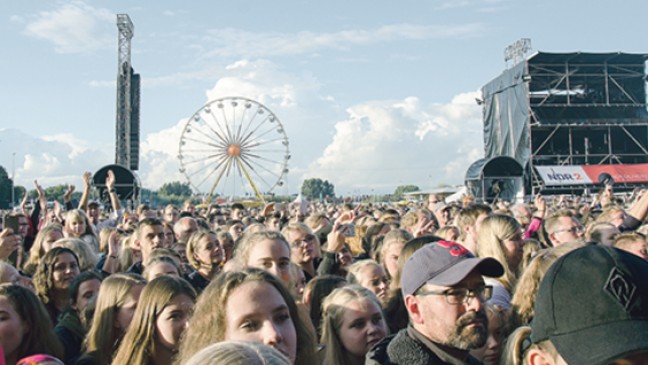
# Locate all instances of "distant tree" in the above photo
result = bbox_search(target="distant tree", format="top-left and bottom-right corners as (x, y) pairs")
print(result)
(159, 181), (193, 198)
(301, 178), (335, 200)
(0, 166), (12, 209)
(393, 185), (420, 199)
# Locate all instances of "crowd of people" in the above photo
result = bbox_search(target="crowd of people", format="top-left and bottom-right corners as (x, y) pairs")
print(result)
(1, 170), (648, 365)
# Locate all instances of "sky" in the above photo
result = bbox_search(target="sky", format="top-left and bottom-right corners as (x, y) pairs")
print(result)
(1, 0), (647, 198)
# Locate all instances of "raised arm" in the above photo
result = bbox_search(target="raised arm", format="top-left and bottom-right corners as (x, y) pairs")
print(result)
(78, 171), (92, 211)
(63, 184), (75, 211)
(105, 170), (121, 212)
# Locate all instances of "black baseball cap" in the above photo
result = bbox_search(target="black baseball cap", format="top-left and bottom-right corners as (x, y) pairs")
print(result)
(401, 240), (504, 296)
(531, 245), (648, 364)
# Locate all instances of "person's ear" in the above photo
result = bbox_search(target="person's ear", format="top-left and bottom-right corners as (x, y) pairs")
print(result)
(302, 288), (312, 306)
(404, 294), (424, 324)
(528, 348), (556, 365)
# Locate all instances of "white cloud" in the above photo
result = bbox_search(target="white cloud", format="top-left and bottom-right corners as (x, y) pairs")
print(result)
(138, 120), (186, 190)
(304, 92), (484, 193)
(0, 128), (113, 189)
(1, 59), (485, 197)
(23, 2), (114, 54)
(201, 23), (486, 59)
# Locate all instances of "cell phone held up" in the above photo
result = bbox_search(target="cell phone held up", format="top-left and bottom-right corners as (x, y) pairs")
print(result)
(4, 215), (20, 234)
(342, 224), (356, 237)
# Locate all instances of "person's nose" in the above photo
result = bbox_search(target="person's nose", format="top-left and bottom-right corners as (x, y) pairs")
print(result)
(465, 292), (483, 312)
(378, 280), (388, 291)
(262, 321), (283, 346)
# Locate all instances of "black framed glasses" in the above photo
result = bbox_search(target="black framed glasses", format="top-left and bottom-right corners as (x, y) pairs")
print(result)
(415, 285), (493, 305)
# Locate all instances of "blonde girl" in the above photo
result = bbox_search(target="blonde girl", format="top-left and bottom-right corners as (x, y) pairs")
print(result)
(185, 229), (223, 293)
(23, 223), (64, 275)
(346, 260), (389, 304)
(232, 230), (292, 286)
(476, 214), (524, 309)
(321, 285), (388, 365)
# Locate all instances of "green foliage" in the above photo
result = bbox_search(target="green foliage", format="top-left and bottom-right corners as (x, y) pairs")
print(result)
(393, 185), (420, 199)
(156, 181), (193, 206)
(26, 185), (81, 205)
(301, 178), (335, 200)
(0, 166), (12, 209)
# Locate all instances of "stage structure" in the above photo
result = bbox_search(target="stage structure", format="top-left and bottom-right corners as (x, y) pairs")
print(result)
(115, 14), (141, 171)
(475, 41), (648, 197)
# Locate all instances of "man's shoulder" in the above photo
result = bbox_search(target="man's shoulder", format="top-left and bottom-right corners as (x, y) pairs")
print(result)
(366, 329), (443, 365)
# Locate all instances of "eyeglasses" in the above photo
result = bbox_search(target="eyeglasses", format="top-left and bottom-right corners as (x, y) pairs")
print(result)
(553, 225), (584, 235)
(291, 234), (316, 248)
(415, 285), (493, 305)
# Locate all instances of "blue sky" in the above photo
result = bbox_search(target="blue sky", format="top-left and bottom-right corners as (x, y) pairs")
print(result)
(1, 0), (647, 197)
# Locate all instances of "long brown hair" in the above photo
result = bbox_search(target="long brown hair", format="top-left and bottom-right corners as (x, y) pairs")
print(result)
(83, 273), (146, 365)
(0, 284), (63, 361)
(111, 276), (196, 365)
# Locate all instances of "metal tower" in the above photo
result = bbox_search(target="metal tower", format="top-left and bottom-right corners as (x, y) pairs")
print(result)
(115, 14), (140, 171)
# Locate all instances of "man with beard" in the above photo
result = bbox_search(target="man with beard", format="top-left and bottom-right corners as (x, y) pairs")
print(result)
(366, 240), (504, 365)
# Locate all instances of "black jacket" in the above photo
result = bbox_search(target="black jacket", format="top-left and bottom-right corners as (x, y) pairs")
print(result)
(365, 326), (483, 365)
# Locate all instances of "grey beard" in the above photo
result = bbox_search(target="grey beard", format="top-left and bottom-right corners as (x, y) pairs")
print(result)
(445, 310), (489, 350)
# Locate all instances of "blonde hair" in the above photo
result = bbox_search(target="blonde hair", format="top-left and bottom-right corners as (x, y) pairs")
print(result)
(613, 231), (647, 250)
(83, 273), (146, 365)
(380, 230), (411, 266)
(98, 228), (115, 255)
(142, 255), (181, 281)
(232, 230), (289, 268)
(476, 214), (521, 291)
(64, 209), (94, 238)
(436, 225), (460, 241)
(111, 276), (196, 365)
(346, 259), (381, 285)
(184, 341), (291, 365)
(510, 242), (583, 326)
(176, 268), (317, 365)
(501, 326), (559, 365)
(321, 285), (387, 365)
(24, 223), (63, 274)
(186, 229), (220, 270)
(53, 238), (99, 272)
(595, 206), (625, 225)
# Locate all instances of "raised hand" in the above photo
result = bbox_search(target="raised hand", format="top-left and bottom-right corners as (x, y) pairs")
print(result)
(0, 229), (21, 260)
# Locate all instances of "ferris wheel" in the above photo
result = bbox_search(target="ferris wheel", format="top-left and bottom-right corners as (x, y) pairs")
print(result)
(178, 97), (290, 201)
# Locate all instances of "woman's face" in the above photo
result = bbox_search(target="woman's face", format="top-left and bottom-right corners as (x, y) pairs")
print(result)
(286, 230), (316, 265)
(338, 298), (387, 359)
(470, 310), (503, 365)
(338, 246), (353, 268)
(0, 296), (27, 360)
(163, 226), (175, 247)
(194, 234), (223, 268)
(502, 232), (524, 270)
(358, 265), (389, 303)
(66, 216), (86, 237)
(225, 281), (297, 363)
(114, 284), (144, 333)
(382, 241), (405, 279)
(42, 230), (64, 254)
(246, 239), (292, 286)
(229, 223), (244, 240)
(52, 253), (80, 291)
(74, 278), (101, 314)
(155, 293), (195, 352)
